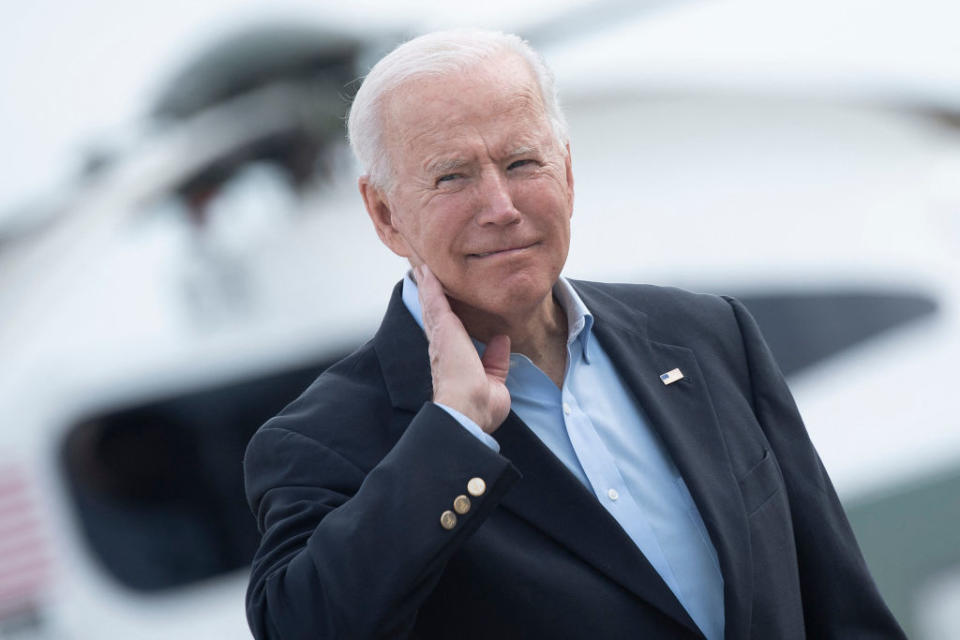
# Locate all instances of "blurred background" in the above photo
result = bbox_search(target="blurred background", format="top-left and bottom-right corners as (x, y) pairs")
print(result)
(1, 0), (959, 637)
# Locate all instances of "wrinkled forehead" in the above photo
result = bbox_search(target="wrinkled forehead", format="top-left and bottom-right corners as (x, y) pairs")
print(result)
(379, 54), (550, 159)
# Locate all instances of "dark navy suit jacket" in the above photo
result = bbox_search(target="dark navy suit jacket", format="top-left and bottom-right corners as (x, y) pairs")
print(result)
(244, 280), (905, 639)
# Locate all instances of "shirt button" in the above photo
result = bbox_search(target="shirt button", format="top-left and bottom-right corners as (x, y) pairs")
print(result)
(607, 488), (619, 501)
(562, 402), (571, 416)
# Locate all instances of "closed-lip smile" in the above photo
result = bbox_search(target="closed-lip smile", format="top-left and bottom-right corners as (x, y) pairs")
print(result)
(468, 242), (538, 258)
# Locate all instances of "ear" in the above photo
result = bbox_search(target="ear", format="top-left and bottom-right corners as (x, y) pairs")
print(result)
(359, 177), (412, 258)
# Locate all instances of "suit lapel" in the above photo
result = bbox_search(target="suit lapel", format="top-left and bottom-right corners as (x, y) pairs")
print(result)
(574, 281), (752, 640)
(374, 282), (434, 417)
(495, 412), (703, 636)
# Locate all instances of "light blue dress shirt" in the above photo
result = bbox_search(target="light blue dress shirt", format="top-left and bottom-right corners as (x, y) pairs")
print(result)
(401, 273), (724, 640)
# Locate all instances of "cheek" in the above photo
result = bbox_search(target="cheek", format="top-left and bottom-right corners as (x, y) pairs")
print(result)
(518, 170), (569, 202)
(424, 199), (476, 243)
(408, 222), (457, 268)
(514, 185), (572, 231)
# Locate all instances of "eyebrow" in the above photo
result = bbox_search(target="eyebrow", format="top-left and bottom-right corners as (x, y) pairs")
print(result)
(423, 144), (543, 176)
(506, 145), (536, 158)
(425, 157), (469, 176)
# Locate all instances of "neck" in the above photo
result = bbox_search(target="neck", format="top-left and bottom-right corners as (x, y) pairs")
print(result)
(450, 292), (569, 387)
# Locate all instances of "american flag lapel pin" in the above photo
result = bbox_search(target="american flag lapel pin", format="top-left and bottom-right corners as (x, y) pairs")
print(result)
(660, 368), (684, 385)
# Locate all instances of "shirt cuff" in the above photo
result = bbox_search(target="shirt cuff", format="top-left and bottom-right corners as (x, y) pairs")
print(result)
(434, 402), (501, 453)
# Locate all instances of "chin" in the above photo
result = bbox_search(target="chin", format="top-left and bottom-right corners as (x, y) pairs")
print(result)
(466, 276), (556, 318)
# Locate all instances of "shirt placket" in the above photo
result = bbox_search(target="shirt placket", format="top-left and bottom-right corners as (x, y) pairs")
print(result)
(560, 389), (685, 599)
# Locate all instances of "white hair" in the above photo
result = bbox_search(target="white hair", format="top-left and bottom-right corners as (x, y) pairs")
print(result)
(347, 29), (568, 190)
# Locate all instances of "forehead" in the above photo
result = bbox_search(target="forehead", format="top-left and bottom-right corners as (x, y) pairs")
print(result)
(381, 55), (552, 166)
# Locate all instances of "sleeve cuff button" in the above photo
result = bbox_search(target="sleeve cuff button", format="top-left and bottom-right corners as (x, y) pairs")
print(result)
(440, 510), (458, 530)
(467, 477), (486, 497)
(453, 495), (471, 514)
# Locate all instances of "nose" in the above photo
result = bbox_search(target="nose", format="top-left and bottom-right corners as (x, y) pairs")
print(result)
(474, 168), (521, 226)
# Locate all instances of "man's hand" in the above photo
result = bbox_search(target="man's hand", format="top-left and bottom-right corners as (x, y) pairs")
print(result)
(416, 264), (511, 433)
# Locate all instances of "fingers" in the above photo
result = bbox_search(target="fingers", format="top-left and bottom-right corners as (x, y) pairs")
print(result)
(413, 263), (512, 433)
(416, 264), (453, 333)
(416, 263), (473, 382)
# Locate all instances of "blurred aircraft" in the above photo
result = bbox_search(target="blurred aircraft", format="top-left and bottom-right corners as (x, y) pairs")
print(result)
(0, 1), (958, 638)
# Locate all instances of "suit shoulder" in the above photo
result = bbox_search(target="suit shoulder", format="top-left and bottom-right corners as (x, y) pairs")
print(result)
(572, 279), (736, 331)
(250, 340), (393, 451)
(572, 279), (750, 376)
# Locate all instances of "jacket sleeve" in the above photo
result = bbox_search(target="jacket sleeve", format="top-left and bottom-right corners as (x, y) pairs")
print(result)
(725, 296), (906, 639)
(243, 401), (521, 640)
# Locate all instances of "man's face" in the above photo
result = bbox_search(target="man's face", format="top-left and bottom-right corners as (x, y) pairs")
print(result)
(362, 54), (574, 321)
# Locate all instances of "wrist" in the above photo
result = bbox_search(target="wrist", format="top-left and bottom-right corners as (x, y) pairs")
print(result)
(433, 394), (487, 430)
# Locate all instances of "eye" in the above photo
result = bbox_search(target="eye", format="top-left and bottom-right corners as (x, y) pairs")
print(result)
(507, 159), (535, 171)
(436, 173), (462, 185)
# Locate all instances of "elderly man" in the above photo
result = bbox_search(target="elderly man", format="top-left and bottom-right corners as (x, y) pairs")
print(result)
(244, 30), (904, 639)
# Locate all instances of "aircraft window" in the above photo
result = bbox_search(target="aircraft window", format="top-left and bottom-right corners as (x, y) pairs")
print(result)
(60, 354), (349, 592)
(735, 290), (937, 377)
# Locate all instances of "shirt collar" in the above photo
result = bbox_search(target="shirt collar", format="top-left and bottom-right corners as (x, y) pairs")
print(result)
(401, 271), (594, 362)
(554, 277), (595, 363)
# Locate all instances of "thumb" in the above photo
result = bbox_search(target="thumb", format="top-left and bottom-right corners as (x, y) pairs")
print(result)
(481, 334), (511, 383)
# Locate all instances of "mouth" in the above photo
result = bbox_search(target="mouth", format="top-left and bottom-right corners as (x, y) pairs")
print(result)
(468, 242), (538, 259)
